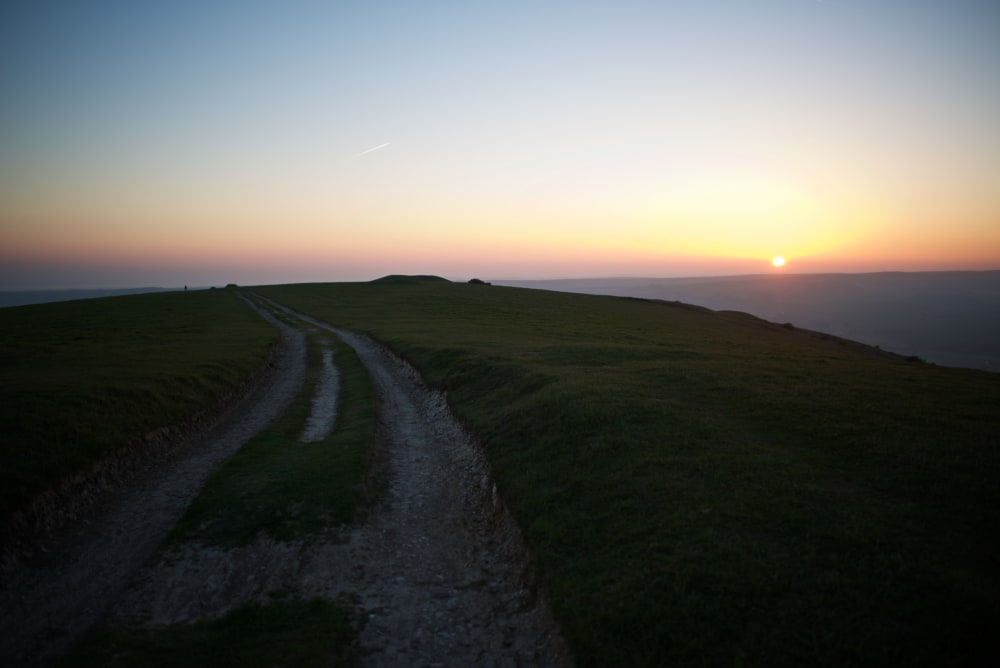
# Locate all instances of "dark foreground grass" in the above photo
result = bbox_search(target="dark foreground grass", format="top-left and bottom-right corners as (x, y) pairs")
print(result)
(60, 598), (363, 668)
(166, 319), (376, 548)
(256, 280), (1000, 667)
(0, 289), (276, 519)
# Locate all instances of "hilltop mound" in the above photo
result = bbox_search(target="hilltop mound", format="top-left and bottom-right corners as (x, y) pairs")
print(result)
(370, 275), (451, 285)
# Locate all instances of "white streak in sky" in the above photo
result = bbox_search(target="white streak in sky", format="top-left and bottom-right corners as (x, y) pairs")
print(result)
(353, 142), (390, 158)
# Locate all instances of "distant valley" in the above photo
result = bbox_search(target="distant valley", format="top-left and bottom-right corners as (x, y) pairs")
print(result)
(496, 271), (1000, 372)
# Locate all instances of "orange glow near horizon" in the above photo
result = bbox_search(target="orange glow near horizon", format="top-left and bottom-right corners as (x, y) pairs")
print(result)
(3, 182), (999, 287)
(2, 2), (999, 289)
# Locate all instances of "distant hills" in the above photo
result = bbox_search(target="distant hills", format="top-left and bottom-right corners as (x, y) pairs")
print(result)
(495, 271), (1000, 372)
(369, 275), (451, 284)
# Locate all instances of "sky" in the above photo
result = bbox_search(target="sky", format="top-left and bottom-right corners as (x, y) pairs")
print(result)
(1, 0), (999, 289)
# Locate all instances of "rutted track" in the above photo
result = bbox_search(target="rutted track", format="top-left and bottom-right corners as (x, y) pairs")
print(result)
(1, 296), (569, 666)
(0, 299), (307, 667)
(264, 299), (570, 666)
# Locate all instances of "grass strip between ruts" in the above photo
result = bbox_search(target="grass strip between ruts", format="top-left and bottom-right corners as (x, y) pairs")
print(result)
(165, 317), (376, 548)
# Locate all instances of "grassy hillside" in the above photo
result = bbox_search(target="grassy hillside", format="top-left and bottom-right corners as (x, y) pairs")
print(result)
(500, 271), (1000, 371)
(255, 281), (1000, 666)
(0, 289), (276, 522)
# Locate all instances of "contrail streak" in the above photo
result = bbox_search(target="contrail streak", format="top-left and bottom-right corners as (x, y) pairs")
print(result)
(353, 142), (390, 158)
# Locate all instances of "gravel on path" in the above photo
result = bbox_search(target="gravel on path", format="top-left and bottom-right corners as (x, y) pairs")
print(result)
(265, 300), (571, 667)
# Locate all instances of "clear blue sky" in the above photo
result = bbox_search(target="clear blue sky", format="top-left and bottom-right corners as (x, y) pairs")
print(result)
(2, 0), (999, 288)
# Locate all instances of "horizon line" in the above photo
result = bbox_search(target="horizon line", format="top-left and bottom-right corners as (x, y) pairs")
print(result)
(5, 267), (1000, 293)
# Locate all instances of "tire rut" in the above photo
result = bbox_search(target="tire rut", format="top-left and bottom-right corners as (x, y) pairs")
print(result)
(265, 300), (571, 667)
(0, 300), (307, 667)
(2, 298), (570, 667)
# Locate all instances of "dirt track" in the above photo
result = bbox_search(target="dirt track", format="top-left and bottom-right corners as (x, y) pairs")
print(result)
(265, 301), (570, 666)
(0, 298), (569, 666)
(0, 299), (306, 667)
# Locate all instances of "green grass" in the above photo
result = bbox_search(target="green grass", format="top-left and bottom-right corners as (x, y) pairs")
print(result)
(60, 598), (364, 668)
(0, 290), (277, 519)
(254, 281), (1000, 667)
(166, 319), (376, 548)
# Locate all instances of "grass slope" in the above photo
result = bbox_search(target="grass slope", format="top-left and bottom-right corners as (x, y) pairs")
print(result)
(255, 281), (1000, 667)
(0, 289), (276, 520)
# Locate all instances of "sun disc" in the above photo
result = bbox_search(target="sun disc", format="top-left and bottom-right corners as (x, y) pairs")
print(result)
(771, 256), (786, 267)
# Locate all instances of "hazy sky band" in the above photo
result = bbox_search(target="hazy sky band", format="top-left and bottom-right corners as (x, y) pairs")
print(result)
(2, 1), (998, 288)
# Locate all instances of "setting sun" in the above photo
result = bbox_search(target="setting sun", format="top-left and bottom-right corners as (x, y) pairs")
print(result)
(1, 1), (998, 290)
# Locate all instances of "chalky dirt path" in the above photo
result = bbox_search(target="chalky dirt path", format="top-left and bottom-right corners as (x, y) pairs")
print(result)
(256, 300), (570, 666)
(0, 299), (307, 667)
(1, 297), (569, 667)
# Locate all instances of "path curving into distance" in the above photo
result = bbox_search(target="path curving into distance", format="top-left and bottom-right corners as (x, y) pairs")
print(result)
(260, 298), (571, 666)
(0, 298), (307, 667)
(1, 295), (569, 667)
